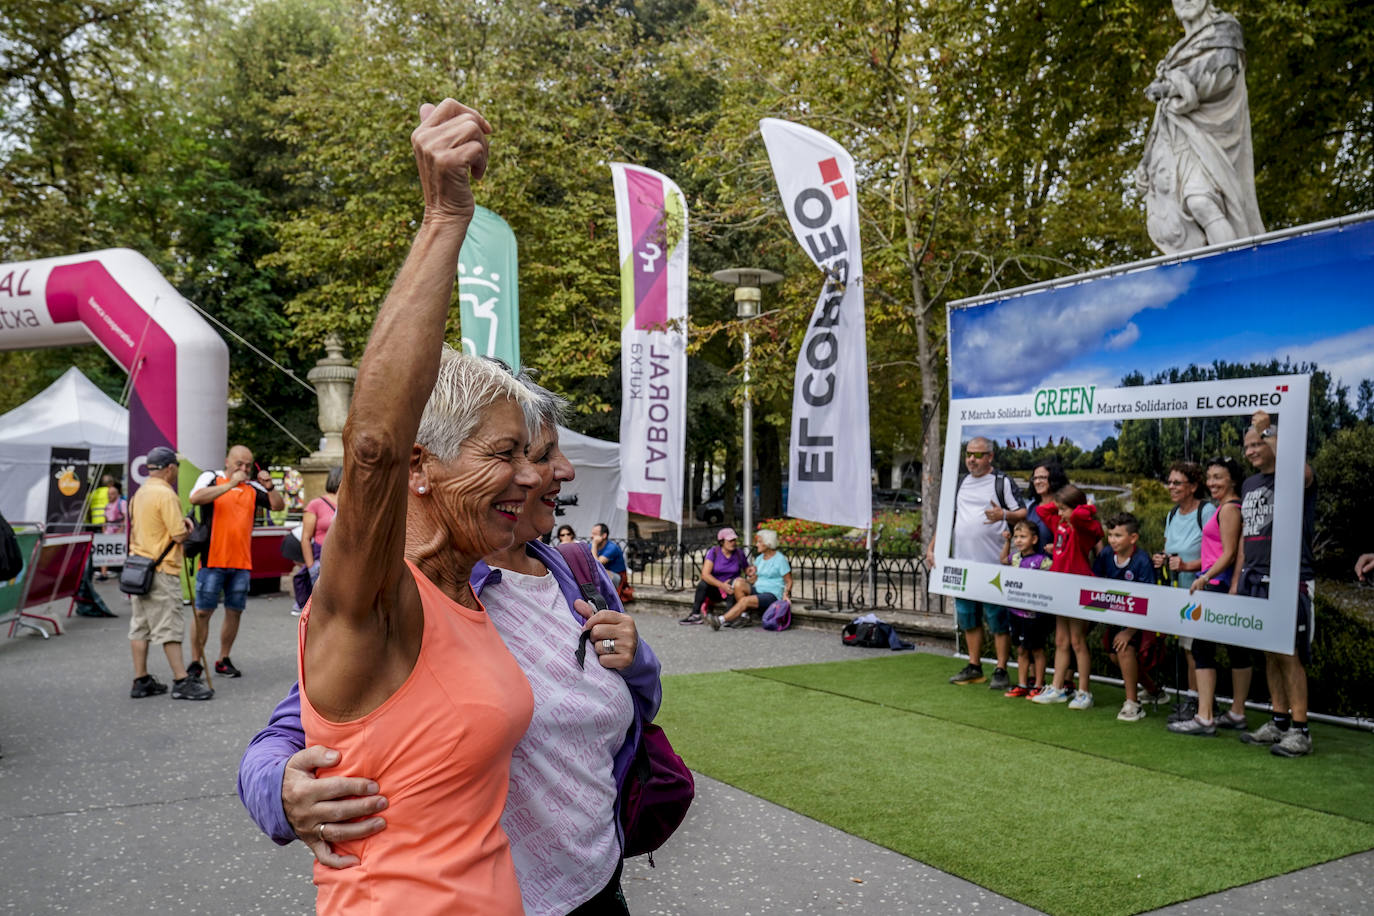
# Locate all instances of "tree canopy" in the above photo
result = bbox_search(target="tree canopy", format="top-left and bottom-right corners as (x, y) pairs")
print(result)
(2, 0), (1369, 505)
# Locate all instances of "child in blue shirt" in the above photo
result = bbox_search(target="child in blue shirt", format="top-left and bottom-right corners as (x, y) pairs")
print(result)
(1093, 512), (1155, 722)
(999, 520), (1053, 698)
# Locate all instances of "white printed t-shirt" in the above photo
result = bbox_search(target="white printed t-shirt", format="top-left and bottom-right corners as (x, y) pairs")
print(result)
(483, 568), (634, 916)
(952, 471), (1019, 564)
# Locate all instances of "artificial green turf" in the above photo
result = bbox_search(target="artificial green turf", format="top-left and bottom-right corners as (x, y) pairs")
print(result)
(748, 653), (1374, 824)
(658, 659), (1374, 916)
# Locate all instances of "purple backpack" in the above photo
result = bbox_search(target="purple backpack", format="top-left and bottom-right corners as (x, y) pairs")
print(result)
(762, 598), (792, 631)
(555, 541), (695, 863)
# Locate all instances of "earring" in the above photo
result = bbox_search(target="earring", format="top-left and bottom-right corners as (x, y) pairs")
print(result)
(417, 486), (426, 494)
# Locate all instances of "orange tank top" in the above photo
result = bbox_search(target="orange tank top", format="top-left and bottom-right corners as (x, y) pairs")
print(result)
(298, 561), (533, 916)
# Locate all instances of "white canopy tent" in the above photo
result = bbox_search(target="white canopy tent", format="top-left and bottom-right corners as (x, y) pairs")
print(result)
(0, 367), (128, 523)
(555, 426), (627, 540)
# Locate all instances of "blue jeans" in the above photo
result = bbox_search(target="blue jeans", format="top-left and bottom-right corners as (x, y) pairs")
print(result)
(195, 567), (251, 612)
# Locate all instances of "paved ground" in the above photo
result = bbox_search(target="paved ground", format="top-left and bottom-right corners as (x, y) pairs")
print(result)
(0, 583), (1368, 914)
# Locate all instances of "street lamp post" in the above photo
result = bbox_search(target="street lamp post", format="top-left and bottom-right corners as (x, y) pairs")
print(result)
(711, 268), (783, 545)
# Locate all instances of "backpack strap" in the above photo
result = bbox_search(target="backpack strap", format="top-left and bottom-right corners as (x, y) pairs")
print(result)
(555, 541), (607, 669)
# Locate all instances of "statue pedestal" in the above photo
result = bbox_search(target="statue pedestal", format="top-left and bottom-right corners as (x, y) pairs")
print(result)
(298, 334), (356, 503)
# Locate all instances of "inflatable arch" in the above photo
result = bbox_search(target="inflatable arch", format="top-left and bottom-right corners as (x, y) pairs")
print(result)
(0, 249), (229, 487)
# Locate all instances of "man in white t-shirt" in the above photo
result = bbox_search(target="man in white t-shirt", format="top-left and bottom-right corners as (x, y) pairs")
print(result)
(927, 437), (1025, 689)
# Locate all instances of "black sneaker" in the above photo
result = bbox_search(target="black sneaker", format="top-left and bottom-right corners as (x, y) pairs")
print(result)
(171, 676), (214, 700)
(707, 612), (722, 630)
(215, 657), (242, 678)
(949, 664), (986, 685)
(724, 613), (755, 629)
(988, 668), (1011, 691)
(186, 660), (204, 680)
(130, 675), (168, 699)
(679, 611), (705, 626)
(1167, 697), (1198, 723)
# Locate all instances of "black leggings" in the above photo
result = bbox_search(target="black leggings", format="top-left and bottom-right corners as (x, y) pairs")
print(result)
(694, 580), (727, 612)
(567, 860), (629, 916)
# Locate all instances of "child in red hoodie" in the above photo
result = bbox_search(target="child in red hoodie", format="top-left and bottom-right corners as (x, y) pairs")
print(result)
(1030, 485), (1103, 709)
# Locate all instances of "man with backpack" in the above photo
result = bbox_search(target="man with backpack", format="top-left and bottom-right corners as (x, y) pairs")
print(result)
(926, 437), (1026, 689)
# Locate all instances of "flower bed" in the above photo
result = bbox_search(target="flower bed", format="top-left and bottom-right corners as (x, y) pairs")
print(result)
(756, 510), (922, 556)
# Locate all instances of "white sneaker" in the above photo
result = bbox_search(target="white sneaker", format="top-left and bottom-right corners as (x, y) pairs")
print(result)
(1117, 699), (1145, 721)
(1031, 685), (1069, 704)
(1068, 691), (1095, 710)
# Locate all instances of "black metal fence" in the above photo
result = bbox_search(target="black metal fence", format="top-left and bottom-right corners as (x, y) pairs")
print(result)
(616, 534), (942, 616)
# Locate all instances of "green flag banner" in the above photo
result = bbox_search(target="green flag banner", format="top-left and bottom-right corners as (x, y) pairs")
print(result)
(457, 205), (520, 368)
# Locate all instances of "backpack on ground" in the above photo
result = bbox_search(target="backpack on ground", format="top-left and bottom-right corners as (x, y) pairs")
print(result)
(762, 598), (792, 631)
(841, 615), (914, 651)
(555, 540), (694, 864)
(0, 511), (24, 583)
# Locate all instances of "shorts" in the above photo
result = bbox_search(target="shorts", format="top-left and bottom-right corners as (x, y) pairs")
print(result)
(1103, 625), (1143, 651)
(1236, 571), (1313, 665)
(754, 592), (780, 614)
(195, 567), (251, 612)
(955, 599), (1010, 635)
(129, 572), (186, 644)
(1008, 612), (1050, 651)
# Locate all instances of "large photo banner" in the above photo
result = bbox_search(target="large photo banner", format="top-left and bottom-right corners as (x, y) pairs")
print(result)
(760, 118), (871, 529)
(928, 375), (1310, 654)
(934, 215), (1374, 656)
(610, 163), (688, 524)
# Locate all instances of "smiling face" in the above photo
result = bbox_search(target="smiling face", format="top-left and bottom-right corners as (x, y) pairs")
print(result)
(1031, 467), (1052, 497)
(1243, 427), (1274, 472)
(1205, 464), (1233, 501)
(512, 423), (574, 542)
(1165, 470), (1191, 504)
(426, 397), (537, 560)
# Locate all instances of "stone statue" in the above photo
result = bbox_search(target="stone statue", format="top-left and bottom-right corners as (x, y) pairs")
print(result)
(1136, 0), (1265, 253)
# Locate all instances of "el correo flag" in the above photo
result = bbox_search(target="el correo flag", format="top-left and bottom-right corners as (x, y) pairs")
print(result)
(610, 163), (688, 524)
(457, 205), (520, 369)
(760, 118), (872, 529)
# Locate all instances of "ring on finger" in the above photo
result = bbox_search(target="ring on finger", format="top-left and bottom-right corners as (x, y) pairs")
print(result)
(602, 637), (616, 653)
(317, 822), (327, 843)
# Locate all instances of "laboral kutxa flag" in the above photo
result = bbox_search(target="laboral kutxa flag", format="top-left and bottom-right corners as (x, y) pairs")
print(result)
(457, 205), (521, 369)
(760, 118), (871, 528)
(610, 163), (688, 523)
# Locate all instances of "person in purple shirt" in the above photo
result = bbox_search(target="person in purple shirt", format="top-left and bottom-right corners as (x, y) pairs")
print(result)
(239, 380), (661, 915)
(680, 527), (749, 625)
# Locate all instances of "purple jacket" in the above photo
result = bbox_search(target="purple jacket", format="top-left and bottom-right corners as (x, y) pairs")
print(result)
(237, 538), (663, 846)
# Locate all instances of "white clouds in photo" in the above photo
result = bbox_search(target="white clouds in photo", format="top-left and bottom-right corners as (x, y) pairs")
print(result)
(951, 266), (1196, 397)
(1251, 324), (1374, 391)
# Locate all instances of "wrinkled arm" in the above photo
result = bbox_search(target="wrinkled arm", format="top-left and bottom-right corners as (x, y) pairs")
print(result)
(238, 684), (307, 845)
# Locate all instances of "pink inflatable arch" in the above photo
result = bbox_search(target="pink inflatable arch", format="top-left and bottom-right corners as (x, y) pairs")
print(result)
(0, 249), (229, 484)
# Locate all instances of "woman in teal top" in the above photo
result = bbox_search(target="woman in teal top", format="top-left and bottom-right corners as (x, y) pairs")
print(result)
(1153, 460), (1215, 588)
(710, 529), (792, 629)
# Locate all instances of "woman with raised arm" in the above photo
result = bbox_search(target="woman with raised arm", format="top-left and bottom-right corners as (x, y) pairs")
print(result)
(298, 99), (540, 916)
(240, 381), (664, 916)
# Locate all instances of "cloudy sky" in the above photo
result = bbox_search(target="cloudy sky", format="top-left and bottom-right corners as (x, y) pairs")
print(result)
(947, 218), (1374, 448)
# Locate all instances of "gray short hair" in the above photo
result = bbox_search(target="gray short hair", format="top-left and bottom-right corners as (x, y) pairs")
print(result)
(415, 347), (541, 461)
(512, 366), (569, 431)
(755, 528), (779, 550)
